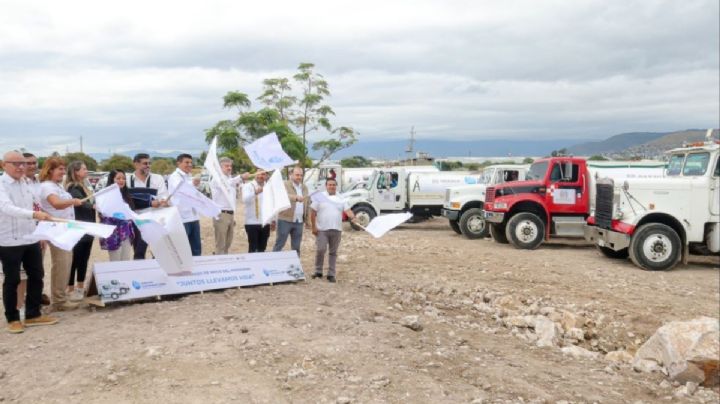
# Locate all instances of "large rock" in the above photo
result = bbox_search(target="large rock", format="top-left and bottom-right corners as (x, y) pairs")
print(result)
(532, 316), (562, 348)
(633, 317), (719, 386)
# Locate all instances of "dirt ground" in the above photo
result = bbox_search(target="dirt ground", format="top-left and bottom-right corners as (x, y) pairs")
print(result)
(1, 212), (719, 403)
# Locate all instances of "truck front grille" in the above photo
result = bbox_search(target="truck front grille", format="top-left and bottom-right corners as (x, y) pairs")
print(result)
(595, 183), (614, 229)
(485, 187), (495, 204)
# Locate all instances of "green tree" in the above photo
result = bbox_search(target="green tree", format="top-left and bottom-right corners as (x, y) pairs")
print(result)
(206, 62), (356, 170)
(151, 158), (174, 175)
(64, 152), (98, 171)
(466, 163), (480, 171)
(340, 155), (373, 168)
(522, 157), (535, 164)
(588, 155), (608, 161)
(100, 154), (134, 172)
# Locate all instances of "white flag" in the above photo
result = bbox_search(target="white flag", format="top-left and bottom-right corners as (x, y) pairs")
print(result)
(204, 136), (234, 207)
(135, 207), (193, 275)
(28, 222), (85, 251)
(94, 184), (138, 221)
(364, 212), (413, 238)
(261, 170), (291, 226)
(244, 133), (296, 171)
(310, 190), (346, 209)
(27, 220), (116, 251)
(173, 180), (222, 219)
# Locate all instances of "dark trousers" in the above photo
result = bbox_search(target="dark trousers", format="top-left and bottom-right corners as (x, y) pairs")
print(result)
(1, 243), (44, 322)
(184, 220), (202, 256)
(70, 235), (93, 285)
(132, 222), (149, 259)
(245, 224), (270, 253)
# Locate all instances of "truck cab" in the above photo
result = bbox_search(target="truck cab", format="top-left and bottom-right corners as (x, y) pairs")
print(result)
(585, 131), (720, 271)
(484, 157), (590, 249)
(441, 165), (528, 238)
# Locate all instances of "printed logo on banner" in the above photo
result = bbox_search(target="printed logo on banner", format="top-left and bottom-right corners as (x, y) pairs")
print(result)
(99, 280), (131, 301)
(132, 280), (142, 290)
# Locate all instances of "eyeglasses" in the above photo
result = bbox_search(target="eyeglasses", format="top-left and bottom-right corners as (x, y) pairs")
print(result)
(4, 161), (27, 167)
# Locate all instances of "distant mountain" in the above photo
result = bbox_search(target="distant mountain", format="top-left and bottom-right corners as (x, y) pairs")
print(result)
(566, 129), (719, 158)
(566, 132), (669, 156)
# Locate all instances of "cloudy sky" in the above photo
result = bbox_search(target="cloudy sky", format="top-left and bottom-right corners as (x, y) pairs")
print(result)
(0, 0), (718, 156)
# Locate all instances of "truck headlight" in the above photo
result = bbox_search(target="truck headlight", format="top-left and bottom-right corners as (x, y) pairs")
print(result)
(494, 202), (508, 210)
(451, 202), (461, 209)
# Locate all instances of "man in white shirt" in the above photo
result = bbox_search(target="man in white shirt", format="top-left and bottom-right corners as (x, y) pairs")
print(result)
(167, 153), (202, 256)
(0, 151), (56, 334)
(128, 153), (170, 259)
(310, 178), (356, 283)
(272, 166), (310, 255)
(241, 170), (272, 253)
(210, 157), (246, 255)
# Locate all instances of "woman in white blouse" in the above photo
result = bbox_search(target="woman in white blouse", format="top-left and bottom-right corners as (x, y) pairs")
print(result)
(38, 157), (82, 311)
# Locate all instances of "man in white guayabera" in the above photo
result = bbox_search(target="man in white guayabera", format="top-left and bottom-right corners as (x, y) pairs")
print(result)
(0, 151), (57, 334)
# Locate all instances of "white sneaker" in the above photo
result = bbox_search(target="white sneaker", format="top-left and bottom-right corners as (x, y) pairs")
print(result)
(69, 288), (85, 302)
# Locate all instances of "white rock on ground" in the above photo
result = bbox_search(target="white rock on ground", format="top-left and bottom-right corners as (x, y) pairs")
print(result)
(561, 345), (600, 360)
(532, 316), (561, 348)
(633, 316), (719, 386)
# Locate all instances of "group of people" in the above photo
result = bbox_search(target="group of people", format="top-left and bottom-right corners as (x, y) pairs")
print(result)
(0, 150), (356, 334)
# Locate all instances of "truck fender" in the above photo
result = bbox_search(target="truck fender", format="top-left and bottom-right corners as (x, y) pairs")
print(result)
(506, 196), (550, 240)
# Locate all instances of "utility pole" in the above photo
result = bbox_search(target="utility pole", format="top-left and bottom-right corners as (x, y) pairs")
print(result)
(405, 126), (416, 165)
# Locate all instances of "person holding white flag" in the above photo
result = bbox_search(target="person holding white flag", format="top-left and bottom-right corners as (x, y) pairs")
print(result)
(39, 157), (83, 312)
(168, 153), (202, 256)
(128, 153), (169, 259)
(0, 150), (57, 334)
(209, 157), (247, 255)
(272, 166), (310, 255)
(98, 170), (136, 261)
(310, 178), (357, 283)
(241, 170), (273, 252)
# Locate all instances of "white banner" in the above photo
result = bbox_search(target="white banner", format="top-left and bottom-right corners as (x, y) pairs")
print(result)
(364, 212), (413, 238)
(94, 184), (139, 221)
(93, 251), (305, 303)
(204, 136), (234, 207)
(244, 133), (296, 171)
(173, 180), (222, 219)
(134, 207), (193, 275)
(261, 170), (291, 225)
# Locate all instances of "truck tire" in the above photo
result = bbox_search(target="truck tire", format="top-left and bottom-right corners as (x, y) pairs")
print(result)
(629, 223), (681, 271)
(489, 223), (509, 244)
(596, 245), (629, 259)
(351, 206), (376, 231)
(449, 220), (462, 234)
(505, 212), (545, 250)
(459, 208), (489, 239)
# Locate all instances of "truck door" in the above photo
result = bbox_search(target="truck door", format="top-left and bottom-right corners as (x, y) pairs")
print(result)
(376, 170), (404, 211)
(712, 155), (720, 216)
(546, 160), (585, 214)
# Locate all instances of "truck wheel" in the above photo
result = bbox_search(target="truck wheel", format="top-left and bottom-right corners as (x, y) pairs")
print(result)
(505, 212), (545, 250)
(459, 208), (489, 239)
(449, 220), (462, 234)
(629, 223), (681, 271)
(596, 245), (629, 259)
(351, 206), (376, 231)
(489, 223), (509, 244)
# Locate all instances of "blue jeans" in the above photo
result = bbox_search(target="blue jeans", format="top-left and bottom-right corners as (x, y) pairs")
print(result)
(183, 221), (202, 256)
(272, 220), (304, 255)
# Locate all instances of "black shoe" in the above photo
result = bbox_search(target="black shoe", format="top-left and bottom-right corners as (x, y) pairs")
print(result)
(327, 276), (336, 283)
(311, 273), (323, 279)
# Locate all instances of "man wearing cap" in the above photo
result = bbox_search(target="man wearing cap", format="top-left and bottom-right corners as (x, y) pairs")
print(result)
(0, 150), (57, 333)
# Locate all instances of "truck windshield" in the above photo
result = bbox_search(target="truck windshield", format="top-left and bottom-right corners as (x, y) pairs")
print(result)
(478, 169), (493, 184)
(364, 171), (378, 190)
(666, 154), (684, 176)
(683, 152), (710, 176)
(526, 162), (548, 181)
